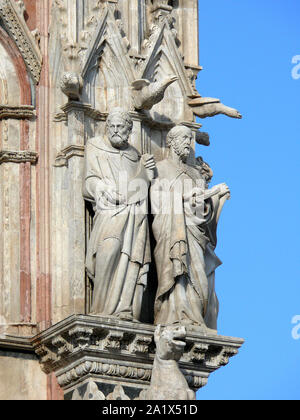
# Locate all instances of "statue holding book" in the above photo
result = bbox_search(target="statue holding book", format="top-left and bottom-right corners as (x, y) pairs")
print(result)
(150, 125), (231, 330)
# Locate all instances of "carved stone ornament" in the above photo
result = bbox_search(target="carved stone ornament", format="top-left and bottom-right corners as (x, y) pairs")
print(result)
(106, 385), (130, 401)
(72, 381), (106, 401)
(139, 325), (196, 401)
(0, 105), (35, 120)
(54, 145), (85, 168)
(188, 96), (243, 120)
(0, 0), (43, 83)
(132, 75), (178, 111)
(151, 0), (173, 25)
(60, 72), (84, 101)
(0, 150), (38, 165)
(32, 315), (244, 400)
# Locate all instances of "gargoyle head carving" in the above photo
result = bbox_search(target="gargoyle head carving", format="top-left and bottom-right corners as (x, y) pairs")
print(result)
(154, 325), (187, 362)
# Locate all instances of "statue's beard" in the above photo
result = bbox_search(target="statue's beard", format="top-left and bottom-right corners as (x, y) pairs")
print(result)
(109, 134), (129, 148)
(173, 142), (190, 163)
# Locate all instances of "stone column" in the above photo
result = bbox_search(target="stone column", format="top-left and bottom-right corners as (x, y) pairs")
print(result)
(52, 102), (88, 322)
(177, 0), (199, 67)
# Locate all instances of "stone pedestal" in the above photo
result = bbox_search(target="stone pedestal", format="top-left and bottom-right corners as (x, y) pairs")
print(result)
(32, 315), (244, 400)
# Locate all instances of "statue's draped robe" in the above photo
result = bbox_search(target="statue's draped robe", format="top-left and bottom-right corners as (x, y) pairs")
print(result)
(83, 137), (151, 320)
(151, 159), (223, 329)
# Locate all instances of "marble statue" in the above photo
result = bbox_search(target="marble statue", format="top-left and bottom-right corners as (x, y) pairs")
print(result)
(150, 125), (231, 330)
(139, 325), (195, 401)
(189, 96), (242, 119)
(132, 75), (178, 111)
(61, 72), (83, 101)
(83, 108), (156, 321)
(189, 96), (243, 120)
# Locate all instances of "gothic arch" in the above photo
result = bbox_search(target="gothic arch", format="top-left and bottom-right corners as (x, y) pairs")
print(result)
(0, 25), (32, 106)
(0, 23), (35, 327)
(140, 24), (194, 123)
(82, 13), (136, 111)
(0, 0), (42, 85)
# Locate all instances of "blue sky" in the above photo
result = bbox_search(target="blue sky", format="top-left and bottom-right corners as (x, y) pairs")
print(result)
(195, 0), (300, 400)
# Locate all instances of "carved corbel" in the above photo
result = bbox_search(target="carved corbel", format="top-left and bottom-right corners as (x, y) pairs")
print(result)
(51, 335), (73, 357)
(101, 331), (124, 350)
(128, 334), (153, 354)
(218, 346), (239, 367)
(205, 345), (239, 369)
(187, 375), (208, 390)
(188, 343), (210, 363)
(31, 315), (244, 399)
(69, 326), (93, 349)
(35, 344), (57, 374)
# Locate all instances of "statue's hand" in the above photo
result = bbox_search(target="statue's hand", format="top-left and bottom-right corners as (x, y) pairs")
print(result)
(219, 183), (231, 200)
(103, 188), (126, 205)
(97, 178), (126, 205)
(141, 154), (156, 181)
(142, 154), (156, 170)
(183, 187), (204, 207)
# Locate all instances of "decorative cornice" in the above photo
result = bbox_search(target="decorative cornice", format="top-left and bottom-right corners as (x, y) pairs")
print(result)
(0, 0), (43, 84)
(53, 112), (67, 123)
(61, 101), (107, 119)
(0, 150), (38, 164)
(54, 145), (85, 167)
(0, 334), (34, 353)
(129, 111), (175, 130)
(54, 101), (108, 123)
(180, 121), (203, 131)
(0, 105), (35, 120)
(57, 360), (152, 389)
(32, 315), (244, 393)
(54, 105), (200, 132)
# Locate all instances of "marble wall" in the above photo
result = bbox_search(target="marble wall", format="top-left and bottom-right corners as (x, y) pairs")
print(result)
(0, 0), (200, 400)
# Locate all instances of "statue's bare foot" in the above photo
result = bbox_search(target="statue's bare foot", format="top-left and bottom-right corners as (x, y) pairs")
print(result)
(115, 312), (140, 323)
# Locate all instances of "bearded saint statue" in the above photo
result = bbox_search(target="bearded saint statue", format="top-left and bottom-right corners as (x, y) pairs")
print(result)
(83, 108), (155, 321)
(150, 125), (230, 330)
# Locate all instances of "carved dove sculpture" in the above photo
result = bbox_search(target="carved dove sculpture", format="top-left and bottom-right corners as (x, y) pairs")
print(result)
(189, 96), (242, 119)
(132, 75), (178, 111)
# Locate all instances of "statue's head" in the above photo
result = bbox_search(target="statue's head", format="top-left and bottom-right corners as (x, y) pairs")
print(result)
(166, 126), (193, 163)
(154, 325), (187, 362)
(106, 108), (133, 149)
